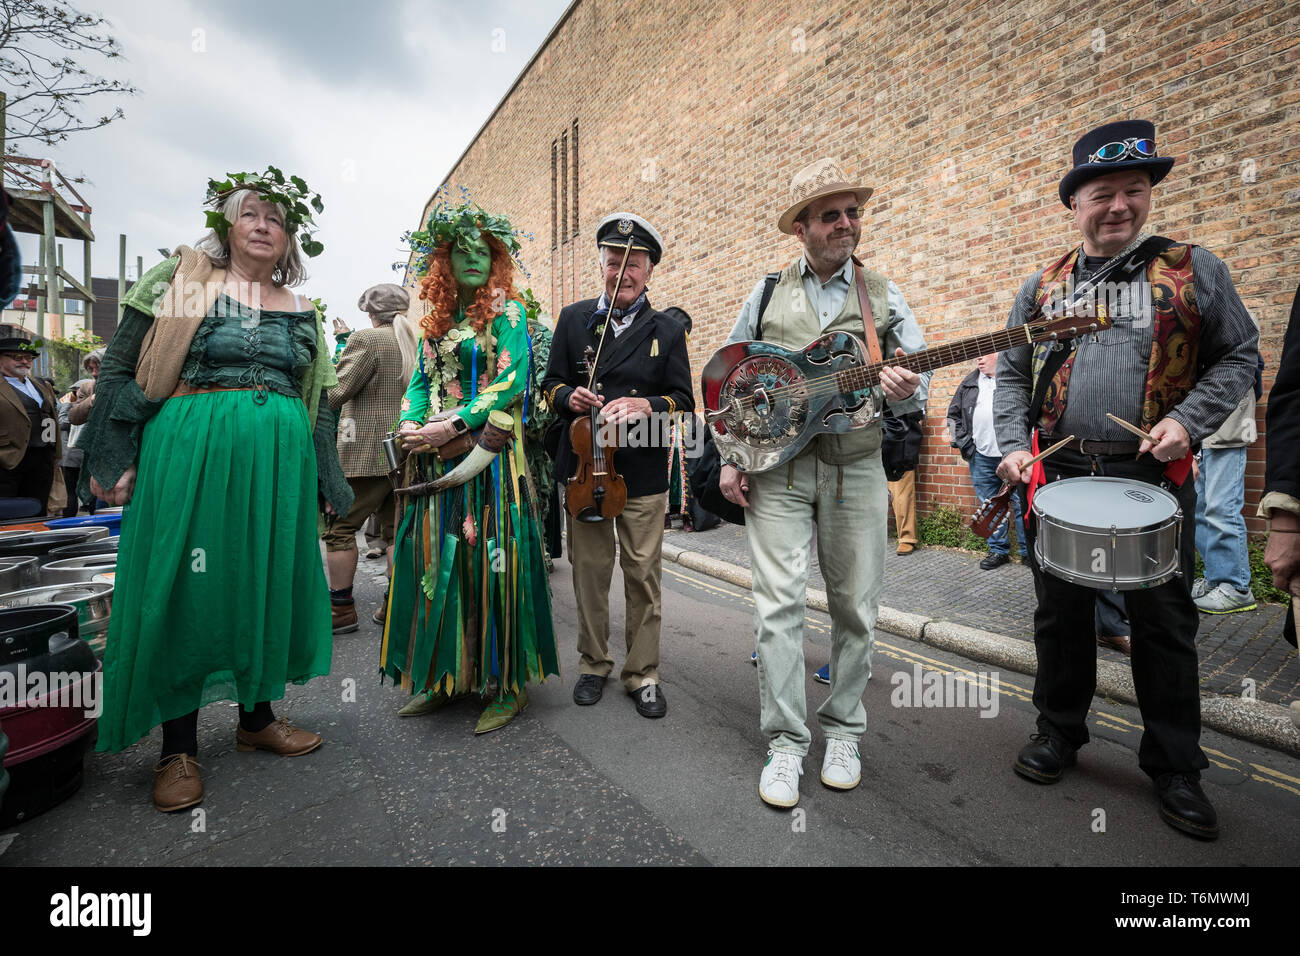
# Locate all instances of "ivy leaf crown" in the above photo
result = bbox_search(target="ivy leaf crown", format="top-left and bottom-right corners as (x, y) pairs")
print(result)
(204, 166), (326, 257)
(401, 185), (533, 278)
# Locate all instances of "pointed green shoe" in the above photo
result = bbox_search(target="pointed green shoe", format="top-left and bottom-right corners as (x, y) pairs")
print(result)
(398, 688), (452, 717)
(474, 687), (529, 734)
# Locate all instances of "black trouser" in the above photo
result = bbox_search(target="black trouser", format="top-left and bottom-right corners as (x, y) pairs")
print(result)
(61, 466), (81, 517)
(1025, 447), (1207, 781)
(0, 445), (55, 505)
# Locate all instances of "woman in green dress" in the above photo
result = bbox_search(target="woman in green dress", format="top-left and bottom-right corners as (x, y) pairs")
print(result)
(382, 198), (559, 733)
(80, 169), (352, 812)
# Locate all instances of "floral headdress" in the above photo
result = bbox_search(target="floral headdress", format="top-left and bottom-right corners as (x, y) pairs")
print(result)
(204, 166), (325, 257)
(401, 185), (532, 278)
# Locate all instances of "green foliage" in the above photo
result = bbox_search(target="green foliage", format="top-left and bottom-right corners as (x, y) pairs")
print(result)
(918, 506), (993, 553)
(204, 166), (325, 256)
(521, 288), (542, 323)
(403, 185), (532, 279)
(44, 328), (101, 391)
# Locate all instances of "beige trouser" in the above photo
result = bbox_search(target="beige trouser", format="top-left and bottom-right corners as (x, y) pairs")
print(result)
(749, 452), (887, 756)
(568, 491), (667, 691)
(888, 470), (918, 547)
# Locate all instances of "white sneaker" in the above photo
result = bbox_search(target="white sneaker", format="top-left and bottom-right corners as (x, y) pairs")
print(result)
(821, 738), (861, 790)
(1191, 577), (1210, 599)
(759, 750), (803, 808)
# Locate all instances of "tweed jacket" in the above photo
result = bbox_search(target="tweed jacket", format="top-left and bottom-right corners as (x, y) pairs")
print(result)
(0, 375), (63, 470)
(328, 324), (406, 478)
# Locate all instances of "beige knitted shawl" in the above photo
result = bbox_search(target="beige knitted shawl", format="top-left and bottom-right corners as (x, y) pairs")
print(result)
(133, 245), (228, 400)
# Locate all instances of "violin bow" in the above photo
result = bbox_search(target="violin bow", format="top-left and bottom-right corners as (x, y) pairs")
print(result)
(586, 235), (635, 392)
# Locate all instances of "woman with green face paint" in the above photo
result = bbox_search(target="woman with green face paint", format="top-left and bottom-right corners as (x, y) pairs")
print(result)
(382, 198), (560, 733)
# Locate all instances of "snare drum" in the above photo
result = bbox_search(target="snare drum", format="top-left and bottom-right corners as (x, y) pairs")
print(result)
(1032, 477), (1182, 591)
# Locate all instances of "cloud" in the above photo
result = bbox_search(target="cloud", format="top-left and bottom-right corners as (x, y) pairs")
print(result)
(10, 0), (570, 331)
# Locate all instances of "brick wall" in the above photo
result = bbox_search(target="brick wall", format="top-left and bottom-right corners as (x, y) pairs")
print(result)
(406, 0), (1298, 533)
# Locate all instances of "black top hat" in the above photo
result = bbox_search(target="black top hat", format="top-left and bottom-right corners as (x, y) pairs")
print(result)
(0, 336), (39, 355)
(1058, 119), (1174, 208)
(596, 212), (664, 265)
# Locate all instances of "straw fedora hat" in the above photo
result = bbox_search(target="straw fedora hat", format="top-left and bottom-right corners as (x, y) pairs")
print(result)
(777, 158), (873, 235)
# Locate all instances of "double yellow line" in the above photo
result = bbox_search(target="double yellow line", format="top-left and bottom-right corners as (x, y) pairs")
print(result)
(660, 564), (1300, 798)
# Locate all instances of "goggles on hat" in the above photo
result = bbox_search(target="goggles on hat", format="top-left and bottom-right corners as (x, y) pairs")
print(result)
(1087, 138), (1157, 165)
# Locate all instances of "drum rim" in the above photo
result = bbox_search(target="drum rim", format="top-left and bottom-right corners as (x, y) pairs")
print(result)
(1032, 476), (1181, 531)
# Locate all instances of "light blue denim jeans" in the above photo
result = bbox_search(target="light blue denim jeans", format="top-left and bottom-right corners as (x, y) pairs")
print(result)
(969, 452), (1026, 557)
(1193, 445), (1251, 592)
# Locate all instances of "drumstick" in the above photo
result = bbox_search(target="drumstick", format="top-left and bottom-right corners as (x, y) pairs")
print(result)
(1024, 434), (1074, 469)
(1104, 412), (1152, 442)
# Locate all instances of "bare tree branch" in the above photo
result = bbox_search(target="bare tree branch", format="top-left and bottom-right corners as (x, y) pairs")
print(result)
(1, 0), (137, 159)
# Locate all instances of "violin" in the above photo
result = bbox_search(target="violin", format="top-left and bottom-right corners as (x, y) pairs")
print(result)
(565, 345), (627, 522)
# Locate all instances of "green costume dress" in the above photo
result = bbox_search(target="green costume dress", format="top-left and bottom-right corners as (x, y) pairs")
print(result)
(381, 300), (559, 697)
(522, 318), (557, 548)
(80, 289), (352, 753)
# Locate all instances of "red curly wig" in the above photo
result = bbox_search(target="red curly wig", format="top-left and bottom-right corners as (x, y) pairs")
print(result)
(418, 233), (519, 340)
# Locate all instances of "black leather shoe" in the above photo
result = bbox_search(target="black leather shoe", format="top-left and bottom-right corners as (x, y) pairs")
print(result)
(1157, 773), (1219, 840)
(630, 683), (667, 718)
(1013, 733), (1078, 783)
(980, 553), (1010, 570)
(572, 673), (606, 706)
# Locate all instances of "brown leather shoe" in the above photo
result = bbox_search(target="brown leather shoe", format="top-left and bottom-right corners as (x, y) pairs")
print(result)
(153, 754), (203, 812)
(896, 543), (915, 556)
(236, 717), (323, 756)
(332, 602), (358, 634)
(1097, 634), (1132, 656)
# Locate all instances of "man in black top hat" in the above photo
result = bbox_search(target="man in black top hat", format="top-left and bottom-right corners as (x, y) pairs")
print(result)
(542, 213), (693, 718)
(0, 337), (62, 508)
(993, 119), (1258, 840)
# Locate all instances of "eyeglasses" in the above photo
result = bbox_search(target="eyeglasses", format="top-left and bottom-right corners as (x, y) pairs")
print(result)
(1087, 138), (1157, 164)
(2, 353), (35, 362)
(816, 206), (861, 225)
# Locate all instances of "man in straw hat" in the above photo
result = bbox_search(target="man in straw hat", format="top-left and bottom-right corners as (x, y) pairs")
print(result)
(542, 213), (693, 720)
(719, 158), (929, 808)
(993, 119), (1258, 840)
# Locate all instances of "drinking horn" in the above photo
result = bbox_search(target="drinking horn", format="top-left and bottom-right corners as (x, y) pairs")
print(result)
(394, 410), (514, 496)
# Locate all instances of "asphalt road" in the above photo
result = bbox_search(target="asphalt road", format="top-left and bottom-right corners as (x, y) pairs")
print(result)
(3, 547), (1298, 867)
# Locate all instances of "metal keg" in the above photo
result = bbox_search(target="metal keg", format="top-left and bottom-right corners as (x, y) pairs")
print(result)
(0, 556), (41, 591)
(0, 529), (107, 560)
(47, 537), (120, 560)
(39, 554), (119, 586)
(0, 582), (112, 658)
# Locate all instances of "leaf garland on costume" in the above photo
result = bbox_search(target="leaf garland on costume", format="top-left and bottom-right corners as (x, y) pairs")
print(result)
(422, 325), (473, 417)
(204, 166), (326, 257)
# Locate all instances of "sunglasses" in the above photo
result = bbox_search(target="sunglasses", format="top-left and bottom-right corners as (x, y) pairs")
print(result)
(816, 206), (862, 225)
(1087, 138), (1157, 164)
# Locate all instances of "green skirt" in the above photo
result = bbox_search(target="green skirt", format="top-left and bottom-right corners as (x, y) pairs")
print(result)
(381, 431), (559, 697)
(95, 390), (333, 753)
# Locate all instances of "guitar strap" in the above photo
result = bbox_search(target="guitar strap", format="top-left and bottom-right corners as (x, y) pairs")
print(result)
(755, 272), (780, 340)
(852, 260), (884, 365)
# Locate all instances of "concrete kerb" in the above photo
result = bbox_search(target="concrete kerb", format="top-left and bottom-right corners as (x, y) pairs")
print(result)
(660, 543), (1300, 759)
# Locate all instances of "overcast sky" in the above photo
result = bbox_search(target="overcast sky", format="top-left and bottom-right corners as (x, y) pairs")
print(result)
(9, 0), (571, 329)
